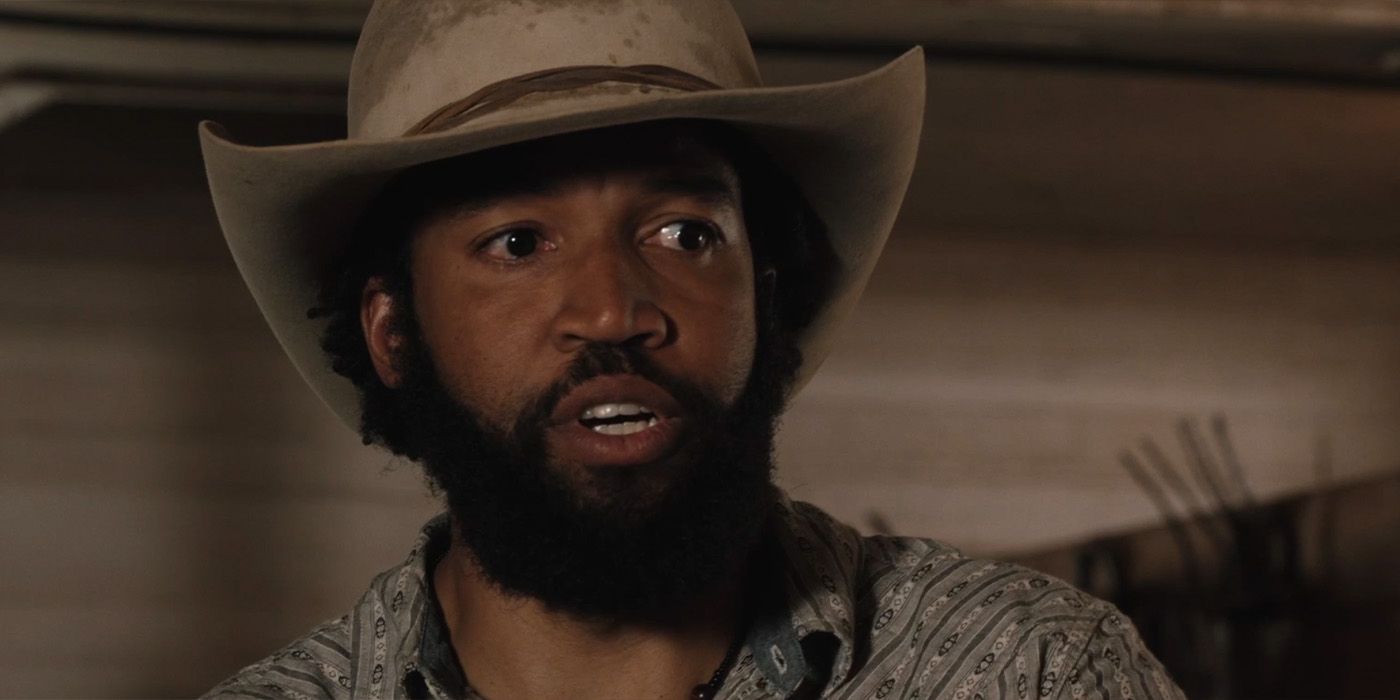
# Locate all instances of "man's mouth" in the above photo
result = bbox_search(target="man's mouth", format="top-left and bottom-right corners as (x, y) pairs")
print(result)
(578, 402), (659, 435)
(547, 375), (685, 466)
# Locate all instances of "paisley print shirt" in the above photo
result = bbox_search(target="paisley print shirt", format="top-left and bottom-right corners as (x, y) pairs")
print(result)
(204, 496), (1184, 699)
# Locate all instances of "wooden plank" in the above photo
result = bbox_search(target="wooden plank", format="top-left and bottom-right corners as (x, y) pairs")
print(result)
(0, 484), (436, 605)
(0, 492), (435, 697)
(778, 231), (1400, 551)
(4, 0), (1398, 82)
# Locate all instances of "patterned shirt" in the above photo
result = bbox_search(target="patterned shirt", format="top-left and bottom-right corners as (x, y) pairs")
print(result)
(204, 496), (1184, 699)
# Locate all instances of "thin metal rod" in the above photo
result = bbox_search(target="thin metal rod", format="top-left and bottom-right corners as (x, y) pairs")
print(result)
(1141, 436), (1231, 555)
(1211, 413), (1256, 508)
(1120, 450), (1204, 590)
(1178, 417), (1238, 515)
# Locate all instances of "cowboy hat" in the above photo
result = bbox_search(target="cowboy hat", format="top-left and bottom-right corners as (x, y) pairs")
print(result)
(198, 0), (925, 430)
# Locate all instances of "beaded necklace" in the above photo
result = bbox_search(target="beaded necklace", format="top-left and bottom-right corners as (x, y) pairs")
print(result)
(689, 634), (746, 700)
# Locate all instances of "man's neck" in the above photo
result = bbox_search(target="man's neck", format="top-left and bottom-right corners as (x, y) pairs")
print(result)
(432, 541), (748, 700)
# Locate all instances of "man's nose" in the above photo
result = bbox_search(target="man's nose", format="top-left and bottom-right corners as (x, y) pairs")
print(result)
(551, 244), (671, 352)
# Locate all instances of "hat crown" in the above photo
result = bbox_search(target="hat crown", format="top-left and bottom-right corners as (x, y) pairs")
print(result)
(348, 0), (762, 139)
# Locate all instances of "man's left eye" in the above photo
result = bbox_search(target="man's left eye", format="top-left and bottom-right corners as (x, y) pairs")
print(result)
(652, 220), (720, 252)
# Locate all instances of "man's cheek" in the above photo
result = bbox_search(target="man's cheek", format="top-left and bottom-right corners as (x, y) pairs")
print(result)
(717, 305), (758, 403)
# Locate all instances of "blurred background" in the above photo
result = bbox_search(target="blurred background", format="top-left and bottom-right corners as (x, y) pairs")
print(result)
(2, 0), (1398, 697)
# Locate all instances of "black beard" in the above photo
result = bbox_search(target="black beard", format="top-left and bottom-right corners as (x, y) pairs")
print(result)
(390, 325), (792, 622)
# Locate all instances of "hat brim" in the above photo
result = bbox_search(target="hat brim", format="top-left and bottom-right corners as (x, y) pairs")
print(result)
(199, 47), (925, 430)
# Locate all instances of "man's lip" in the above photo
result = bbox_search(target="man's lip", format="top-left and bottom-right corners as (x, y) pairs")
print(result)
(546, 374), (686, 467)
(548, 374), (683, 427)
(548, 416), (685, 468)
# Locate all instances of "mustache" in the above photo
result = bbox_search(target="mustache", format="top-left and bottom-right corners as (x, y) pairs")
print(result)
(511, 343), (719, 436)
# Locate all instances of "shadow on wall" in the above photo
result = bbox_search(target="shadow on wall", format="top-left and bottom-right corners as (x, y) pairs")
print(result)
(1014, 417), (1400, 700)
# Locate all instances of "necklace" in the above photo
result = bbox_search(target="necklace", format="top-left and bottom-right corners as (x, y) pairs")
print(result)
(689, 634), (746, 700)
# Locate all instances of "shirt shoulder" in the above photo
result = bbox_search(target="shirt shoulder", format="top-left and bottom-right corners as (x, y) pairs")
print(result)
(201, 613), (357, 700)
(841, 533), (1184, 699)
(201, 515), (447, 699)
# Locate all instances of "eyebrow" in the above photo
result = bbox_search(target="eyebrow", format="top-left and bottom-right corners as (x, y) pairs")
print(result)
(644, 172), (740, 210)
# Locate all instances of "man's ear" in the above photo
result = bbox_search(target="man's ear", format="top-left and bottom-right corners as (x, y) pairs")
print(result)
(361, 276), (404, 389)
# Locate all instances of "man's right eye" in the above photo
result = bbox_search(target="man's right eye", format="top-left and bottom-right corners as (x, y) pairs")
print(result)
(479, 228), (553, 261)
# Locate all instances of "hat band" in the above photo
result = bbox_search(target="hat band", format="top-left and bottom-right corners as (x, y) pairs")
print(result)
(404, 64), (722, 136)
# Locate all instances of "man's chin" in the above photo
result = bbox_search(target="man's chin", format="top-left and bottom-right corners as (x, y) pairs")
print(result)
(543, 414), (704, 510)
(549, 453), (698, 517)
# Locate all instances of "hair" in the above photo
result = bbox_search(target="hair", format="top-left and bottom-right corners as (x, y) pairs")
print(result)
(308, 119), (840, 455)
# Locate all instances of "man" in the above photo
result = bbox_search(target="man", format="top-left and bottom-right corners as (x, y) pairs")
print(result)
(199, 1), (1184, 698)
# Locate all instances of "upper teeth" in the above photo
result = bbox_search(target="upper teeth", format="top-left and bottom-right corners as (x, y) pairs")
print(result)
(581, 403), (650, 420)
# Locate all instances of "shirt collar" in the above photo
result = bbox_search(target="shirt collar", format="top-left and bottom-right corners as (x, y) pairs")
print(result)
(366, 512), (450, 696)
(744, 493), (862, 696)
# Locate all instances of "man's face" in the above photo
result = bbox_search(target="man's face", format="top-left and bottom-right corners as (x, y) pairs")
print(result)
(362, 123), (785, 619)
(407, 128), (755, 500)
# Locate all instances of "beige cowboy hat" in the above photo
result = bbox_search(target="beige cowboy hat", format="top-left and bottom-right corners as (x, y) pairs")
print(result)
(199, 0), (925, 430)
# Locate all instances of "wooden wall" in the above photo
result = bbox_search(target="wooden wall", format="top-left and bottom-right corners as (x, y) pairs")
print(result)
(2, 55), (1397, 696)
(765, 52), (1400, 552)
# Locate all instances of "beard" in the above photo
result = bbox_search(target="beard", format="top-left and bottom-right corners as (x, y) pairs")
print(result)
(388, 310), (794, 622)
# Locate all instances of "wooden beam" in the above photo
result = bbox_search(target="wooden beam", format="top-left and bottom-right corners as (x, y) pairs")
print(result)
(0, 0), (1395, 134)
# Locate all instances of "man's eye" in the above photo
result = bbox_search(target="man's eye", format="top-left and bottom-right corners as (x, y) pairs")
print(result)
(480, 228), (550, 260)
(653, 220), (720, 252)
